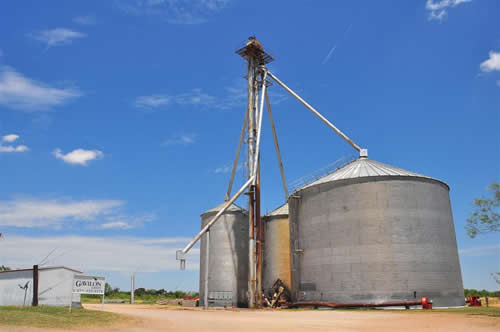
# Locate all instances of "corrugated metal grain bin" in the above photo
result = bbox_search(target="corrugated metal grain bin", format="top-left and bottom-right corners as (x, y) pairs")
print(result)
(262, 203), (291, 294)
(199, 202), (249, 307)
(289, 157), (464, 307)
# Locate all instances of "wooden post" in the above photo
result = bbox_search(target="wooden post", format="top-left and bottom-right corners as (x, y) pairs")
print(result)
(32, 265), (38, 306)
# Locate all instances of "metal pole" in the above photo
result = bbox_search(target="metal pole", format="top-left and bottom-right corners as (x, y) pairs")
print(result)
(204, 230), (210, 310)
(226, 109), (248, 201)
(267, 71), (362, 152)
(255, 161), (262, 308)
(180, 176), (255, 254)
(251, 69), (268, 181)
(130, 274), (135, 304)
(247, 56), (256, 308)
(101, 292), (104, 310)
(32, 265), (38, 307)
(265, 91), (288, 201)
(68, 274), (73, 313)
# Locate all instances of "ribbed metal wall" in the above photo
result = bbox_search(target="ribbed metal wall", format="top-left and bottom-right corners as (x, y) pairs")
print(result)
(262, 206), (291, 294)
(289, 176), (464, 307)
(199, 205), (249, 307)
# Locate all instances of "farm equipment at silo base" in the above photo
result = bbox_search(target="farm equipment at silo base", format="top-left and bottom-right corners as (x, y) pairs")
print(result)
(466, 296), (482, 307)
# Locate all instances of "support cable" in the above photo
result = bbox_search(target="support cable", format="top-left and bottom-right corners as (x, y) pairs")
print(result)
(226, 108), (248, 200)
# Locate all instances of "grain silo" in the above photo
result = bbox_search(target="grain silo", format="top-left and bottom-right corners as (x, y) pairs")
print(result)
(199, 202), (249, 307)
(288, 157), (464, 307)
(262, 203), (291, 294)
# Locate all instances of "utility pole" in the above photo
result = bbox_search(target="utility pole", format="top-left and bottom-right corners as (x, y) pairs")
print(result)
(32, 265), (38, 306)
(130, 273), (135, 304)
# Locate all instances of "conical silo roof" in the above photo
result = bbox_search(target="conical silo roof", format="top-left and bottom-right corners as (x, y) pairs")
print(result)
(265, 203), (288, 217)
(201, 202), (248, 216)
(300, 157), (447, 190)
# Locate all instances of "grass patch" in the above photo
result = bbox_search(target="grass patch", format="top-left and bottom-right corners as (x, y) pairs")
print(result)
(430, 306), (500, 317)
(0, 306), (136, 329)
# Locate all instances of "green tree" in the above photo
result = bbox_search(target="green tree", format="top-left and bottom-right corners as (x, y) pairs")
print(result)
(135, 288), (146, 297)
(0, 265), (10, 271)
(104, 282), (113, 296)
(466, 182), (499, 238)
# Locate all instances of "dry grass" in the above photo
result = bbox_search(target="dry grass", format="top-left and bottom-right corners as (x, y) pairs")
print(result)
(0, 306), (137, 329)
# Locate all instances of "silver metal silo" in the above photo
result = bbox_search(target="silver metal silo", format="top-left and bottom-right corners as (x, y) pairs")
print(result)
(289, 157), (464, 307)
(262, 204), (291, 294)
(199, 202), (249, 307)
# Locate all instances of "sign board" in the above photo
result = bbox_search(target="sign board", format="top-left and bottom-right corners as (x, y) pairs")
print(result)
(72, 275), (105, 295)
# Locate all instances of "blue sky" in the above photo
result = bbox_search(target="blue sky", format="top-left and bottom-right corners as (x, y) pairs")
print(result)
(0, 0), (498, 292)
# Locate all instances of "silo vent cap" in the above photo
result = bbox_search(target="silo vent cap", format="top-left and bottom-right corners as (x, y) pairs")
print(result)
(359, 149), (368, 158)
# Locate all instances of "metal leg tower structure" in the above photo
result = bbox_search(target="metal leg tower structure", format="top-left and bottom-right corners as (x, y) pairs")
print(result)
(176, 36), (366, 309)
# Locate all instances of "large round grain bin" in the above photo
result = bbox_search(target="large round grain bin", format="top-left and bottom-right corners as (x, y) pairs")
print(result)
(262, 204), (291, 294)
(289, 157), (464, 307)
(199, 202), (249, 307)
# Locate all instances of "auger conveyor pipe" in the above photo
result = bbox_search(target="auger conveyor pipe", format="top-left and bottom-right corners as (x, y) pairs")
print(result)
(267, 71), (361, 152)
(180, 175), (255, 254)
(286, 300), (424, 309)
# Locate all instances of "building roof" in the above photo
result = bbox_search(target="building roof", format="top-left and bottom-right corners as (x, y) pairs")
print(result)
(202, 202), (247, 215)
(265, 203), (288, 217)
(300, 157), (445, 190)
(0, 266), (83, 274)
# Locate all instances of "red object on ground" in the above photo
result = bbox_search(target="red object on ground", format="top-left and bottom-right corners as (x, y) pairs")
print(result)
(467, 296), (482, 307)
(421, 297), (433, 309)
(183, 295), (193, 300)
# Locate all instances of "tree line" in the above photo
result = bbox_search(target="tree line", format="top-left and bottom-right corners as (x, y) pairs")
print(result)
(104, 283), (198, 299)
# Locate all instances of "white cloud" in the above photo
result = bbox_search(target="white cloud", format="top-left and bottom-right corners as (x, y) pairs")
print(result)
(214, 165), (231, 174)
(136, 85), (286, 112)
(175, 89), (217, 106)
(98, 221), (133, 230)
(0, 134), (29, 153)
(0, 145), (29, 153)
(73, 15), (96, 25)
(53, 148), (103, 166)
(0, 198), (122, 228)
(116, 0), (229, 24)
(2, 134), (19, 142)
(0, 235), (198, 272)
(214, 162), (243, 174)
(426, 0), (472, 21)
(27, 28), (86, 47)
(0, 198), (154, 230)
(480, 51), (500, 73)
(0, 67), (82, 111)
(135, 94), (169, 109)
(97, 213), (155, 230)
(163, 134), (196, 146)
(459, 244), (500, 257)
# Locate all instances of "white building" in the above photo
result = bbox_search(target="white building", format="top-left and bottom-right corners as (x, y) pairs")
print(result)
(0, 266), (82, 306)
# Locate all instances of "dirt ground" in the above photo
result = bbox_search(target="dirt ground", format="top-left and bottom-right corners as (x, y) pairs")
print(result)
(2, 303), (499, 332)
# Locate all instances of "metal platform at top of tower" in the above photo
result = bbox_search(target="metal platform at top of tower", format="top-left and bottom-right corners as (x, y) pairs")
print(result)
(236, 36), (274, 65)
